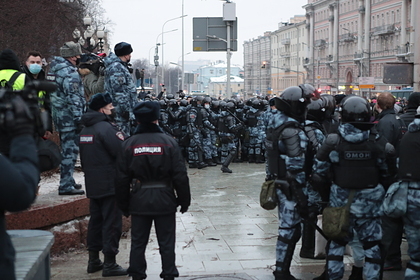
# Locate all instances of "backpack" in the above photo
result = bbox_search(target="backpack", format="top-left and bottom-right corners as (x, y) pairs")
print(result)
(0, 72), (22, 90)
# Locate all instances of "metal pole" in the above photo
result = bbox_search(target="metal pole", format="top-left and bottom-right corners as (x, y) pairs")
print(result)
(413, 0), (420, 91)
(181, 0), (185, 93)
(226, 21), (232, 98)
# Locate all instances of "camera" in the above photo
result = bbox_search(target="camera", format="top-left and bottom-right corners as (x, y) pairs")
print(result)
(0, 80), (57, 135)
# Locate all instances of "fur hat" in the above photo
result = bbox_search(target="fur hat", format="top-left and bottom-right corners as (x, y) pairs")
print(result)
(114, 42), (133, 57)
(60, 41), (82, 58)
(0, 49), (20, 71)
(133, 101), (160, 123)
(89, 92), (113, 111)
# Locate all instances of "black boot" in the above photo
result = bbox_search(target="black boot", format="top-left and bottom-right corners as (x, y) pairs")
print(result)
(102, 254), (127, 277)
(197, 151), (208, 169)
(348, 266), (363, 280)
(221, 152), (235, 173)
(273, 234), (299, 280)
(213, 156), (222, 164)
(205, 158), (217, 166)
(299, 220), (320, 259)
(248, 154), (256, 163)
(255, 154), (265, 164)
(87, 251), (103, 273)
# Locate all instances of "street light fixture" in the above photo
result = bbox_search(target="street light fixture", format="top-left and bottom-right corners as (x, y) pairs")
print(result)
(161, 15), (187, 87)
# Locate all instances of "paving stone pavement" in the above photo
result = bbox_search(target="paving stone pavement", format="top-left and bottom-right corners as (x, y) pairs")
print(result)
(50, 162), (408, 280)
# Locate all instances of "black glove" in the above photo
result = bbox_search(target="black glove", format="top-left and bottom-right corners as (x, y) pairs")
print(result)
(5, 96), (35, 137)
(121, 110), (130, 121)
(75, 121), (84, 134)
(180, 206), (188, 214)
(122, 211), (130, 218)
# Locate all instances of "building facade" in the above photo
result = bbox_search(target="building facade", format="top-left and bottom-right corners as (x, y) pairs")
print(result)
(304, 0), (416, 96)
(243, 32), (271, 98)
(208, 75), (244, 99)
(194, 61), (243, 94)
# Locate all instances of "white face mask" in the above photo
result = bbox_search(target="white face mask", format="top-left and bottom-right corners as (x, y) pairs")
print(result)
(204, 104), (210, 109)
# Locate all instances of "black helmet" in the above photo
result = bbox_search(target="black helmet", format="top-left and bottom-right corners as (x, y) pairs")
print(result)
(166, 93), (175, 100)
(276, 86), (312, 122)
(341, 96), (372, 128)
(203, 97), (212, 104)
(307, 98), (326, 123)
(321, 94), (336, 118)
(179, 99), (188, 107)
(195, 96), (205, 103)
(251, 99), (261, 109)
(159, 99), (167, 109)
(226, 101), (235, 113)
(168, 99), (177, 106)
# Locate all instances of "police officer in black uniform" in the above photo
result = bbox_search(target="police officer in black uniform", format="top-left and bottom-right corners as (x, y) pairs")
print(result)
(79, 92), (127, 277)
(115, 101), (191, 280)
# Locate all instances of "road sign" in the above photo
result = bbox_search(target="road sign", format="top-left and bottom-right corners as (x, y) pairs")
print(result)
(193, 17), (238, 52)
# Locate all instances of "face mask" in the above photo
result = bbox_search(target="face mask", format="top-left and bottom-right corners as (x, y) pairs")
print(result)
(109, 108), (117, 120)
(75, 58), (81, 66)
(204, 104), (210, 109)
(29, 63), (42, 75)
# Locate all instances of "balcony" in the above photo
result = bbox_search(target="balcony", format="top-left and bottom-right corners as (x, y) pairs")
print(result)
(281, 38), (291, 45)
(280, 52), (291, 58)
(373, 24), (395, 36)
(340, 33), (356, 42)
(315, 39), (326, 48)
(326, 54), (333, 62)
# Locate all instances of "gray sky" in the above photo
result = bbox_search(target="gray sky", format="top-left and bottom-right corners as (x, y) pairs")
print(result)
(101, 0), (307, 67)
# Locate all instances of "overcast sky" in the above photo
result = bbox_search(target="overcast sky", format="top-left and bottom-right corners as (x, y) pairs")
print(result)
(101, 0), (308, 67)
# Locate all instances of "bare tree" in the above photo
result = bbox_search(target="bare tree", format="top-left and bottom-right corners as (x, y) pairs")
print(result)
(0, 0), (110, 63)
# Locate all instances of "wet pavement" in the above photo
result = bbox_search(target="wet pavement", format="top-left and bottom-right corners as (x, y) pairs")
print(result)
(50, 162), (408, 280)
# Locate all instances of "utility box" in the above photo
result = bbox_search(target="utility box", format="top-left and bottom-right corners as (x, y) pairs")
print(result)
(223, 2), (236, 21)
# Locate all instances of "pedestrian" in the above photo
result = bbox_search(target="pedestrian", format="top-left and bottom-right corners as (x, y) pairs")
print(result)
(48, 41), (86, 195)
(264, 86), (313, 280)
(79, 92), (127, 277)
(313, 96), (396, 280)
(396, 106), (420, 280)
(374, 92), (405, 271)
(0, 95), (40, 280)
(140, 68), (145, 89)
(115, 101), (191, 280)
(104, 42), (137, 136)
(399, 92), (420, 127)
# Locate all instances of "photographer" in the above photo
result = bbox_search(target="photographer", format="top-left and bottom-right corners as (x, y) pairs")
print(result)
(0, 95), (40, 280)
(78, 54), (105, 102)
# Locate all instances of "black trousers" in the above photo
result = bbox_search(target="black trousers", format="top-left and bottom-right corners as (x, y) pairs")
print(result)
(381, 215), (404, 264)
(128, 213), (178, 279)
(87, 196), (122, 255)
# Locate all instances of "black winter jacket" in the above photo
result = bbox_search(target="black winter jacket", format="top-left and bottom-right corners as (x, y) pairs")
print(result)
(115, 123), (191, 216)
(374, 108), (402, 150)
(79, 109), (125, 199)
(399, 108), (417, 127)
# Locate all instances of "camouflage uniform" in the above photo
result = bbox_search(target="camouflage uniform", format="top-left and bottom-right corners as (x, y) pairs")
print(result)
(201, 106), (216, 163)
(313, 123), (390, 280)
(104, 53), (137, 135)
(265, 110), (310, 279)
(49, 56), (86, 192)
(186, 105), (205, 168)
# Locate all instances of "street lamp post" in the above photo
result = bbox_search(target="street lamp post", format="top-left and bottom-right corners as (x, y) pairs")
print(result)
(161, 15), (187, 88)
(72, 16), (106, 53)
(156, 29), (177, 96)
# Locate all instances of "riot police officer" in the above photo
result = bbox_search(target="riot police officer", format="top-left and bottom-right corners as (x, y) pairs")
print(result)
(265, 86), (312, 280)
(313, 96), (396, 280)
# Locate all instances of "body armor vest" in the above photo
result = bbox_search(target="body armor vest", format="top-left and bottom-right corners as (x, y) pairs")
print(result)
(247, 111), (258, 127)
(218, 114), (230, 133)
(332, 134), (382, 189)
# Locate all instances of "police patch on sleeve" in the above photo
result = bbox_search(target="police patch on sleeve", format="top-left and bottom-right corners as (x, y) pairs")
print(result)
(116, 132), (125, 141)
